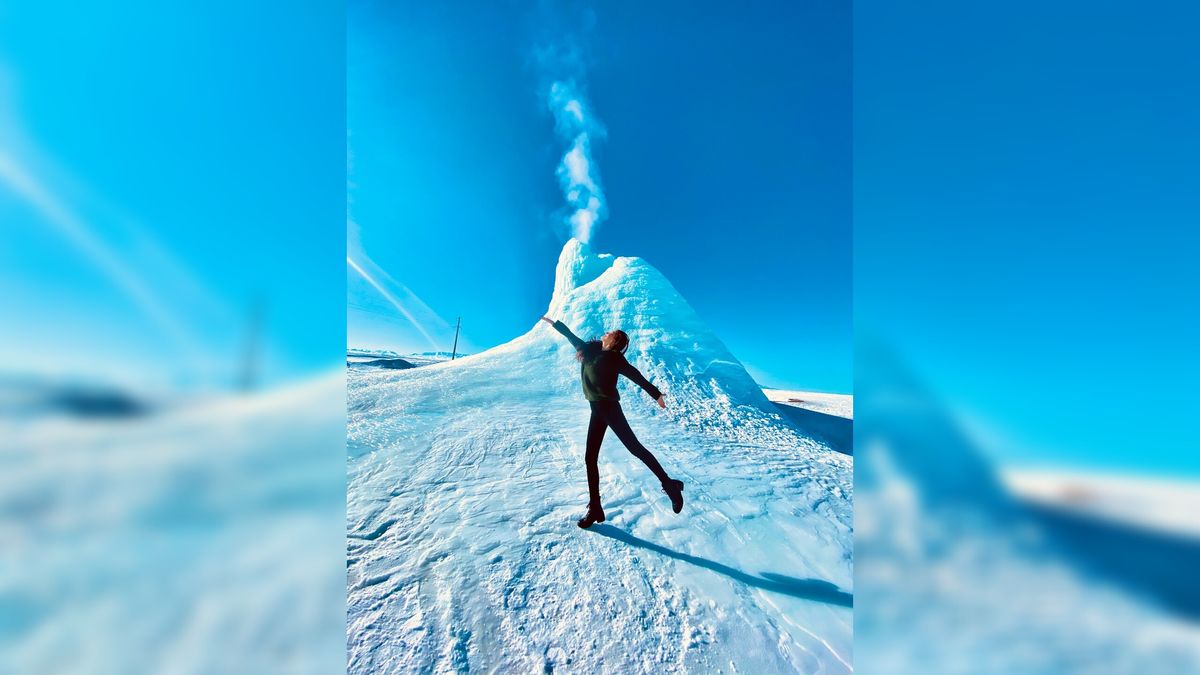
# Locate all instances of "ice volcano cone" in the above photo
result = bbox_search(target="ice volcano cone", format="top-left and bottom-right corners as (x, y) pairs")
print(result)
(547, 238), (772, 409)
(457, 238), (786, 440)
(347, 240), (853, 674)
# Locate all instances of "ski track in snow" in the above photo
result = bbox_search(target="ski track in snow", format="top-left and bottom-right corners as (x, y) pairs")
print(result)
(347, 241), (853, 674)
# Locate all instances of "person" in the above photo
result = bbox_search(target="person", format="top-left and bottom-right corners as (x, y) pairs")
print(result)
(540, 316), (685, 528)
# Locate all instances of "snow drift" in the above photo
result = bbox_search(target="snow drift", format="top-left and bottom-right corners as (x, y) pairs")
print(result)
(854, 340), (1200, 673)
(1, 376), (347, 674)
(347, 240), (853, 673)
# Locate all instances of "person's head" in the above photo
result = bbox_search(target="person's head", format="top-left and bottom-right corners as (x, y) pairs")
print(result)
(601, 329), (629, 353)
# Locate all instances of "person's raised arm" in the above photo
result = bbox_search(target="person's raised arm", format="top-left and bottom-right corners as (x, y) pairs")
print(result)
(619, 356), (666, 408)
(540, 316), (586, 350)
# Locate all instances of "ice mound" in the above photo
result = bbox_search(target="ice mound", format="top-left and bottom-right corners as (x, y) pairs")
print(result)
(347, 240), (853, 673)
(492, 239), (788, 441)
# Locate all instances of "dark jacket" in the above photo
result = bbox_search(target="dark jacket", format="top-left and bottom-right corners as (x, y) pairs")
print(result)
(552, 320), (662, 402)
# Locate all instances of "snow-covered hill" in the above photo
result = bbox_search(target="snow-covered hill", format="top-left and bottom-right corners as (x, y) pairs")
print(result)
(346, 240), (853, 673)
(854, 340), (1200, 673)
(1, 375), (346, 674)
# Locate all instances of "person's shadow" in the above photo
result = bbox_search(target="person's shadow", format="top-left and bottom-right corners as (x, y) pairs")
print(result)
(587, 524), (852, 608)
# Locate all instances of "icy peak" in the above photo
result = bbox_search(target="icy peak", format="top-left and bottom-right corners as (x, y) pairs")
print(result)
(540, 239), (775, 419)
(448, 237), (808, 438)
(548, 238), (615, 316)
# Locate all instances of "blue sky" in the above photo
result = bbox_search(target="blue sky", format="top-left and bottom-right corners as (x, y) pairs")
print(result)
(348, 0), (851, 392)
(3, 0), (1192, 473)
(0, 1), (345, 390)
(856, 1), (1200, 475)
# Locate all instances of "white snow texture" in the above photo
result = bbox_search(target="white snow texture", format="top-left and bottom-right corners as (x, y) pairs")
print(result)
(347, 239), (853, 673)
(0, 376), (347, 675)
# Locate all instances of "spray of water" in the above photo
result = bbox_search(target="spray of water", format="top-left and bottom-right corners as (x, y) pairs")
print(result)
(547, 80), (606, 243)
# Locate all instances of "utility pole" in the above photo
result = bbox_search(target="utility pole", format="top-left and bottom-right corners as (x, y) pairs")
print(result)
(451, 317), (461, 360)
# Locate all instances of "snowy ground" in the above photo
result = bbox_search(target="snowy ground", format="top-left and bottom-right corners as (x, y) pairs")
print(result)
(762, 390), (853, 456)
(0, 376), (346, 674)
(347, 240), (853, 673)
(854, 341), (1200, 673)
(763, 389), (853, 420)
(1002, 469), (1200, 540)
(347, 353), (449, 368)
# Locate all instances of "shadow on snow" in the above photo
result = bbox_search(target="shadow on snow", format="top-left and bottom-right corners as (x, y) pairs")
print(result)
(587, 524), (852, 608)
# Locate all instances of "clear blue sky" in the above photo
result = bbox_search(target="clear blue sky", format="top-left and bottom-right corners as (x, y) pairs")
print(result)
(0, 1), (345, 390)
(348, 0), (851, 392)
(856, 1), (1200, 475)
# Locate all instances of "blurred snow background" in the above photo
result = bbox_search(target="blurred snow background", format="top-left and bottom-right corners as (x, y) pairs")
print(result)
(0, 2), (346, 673)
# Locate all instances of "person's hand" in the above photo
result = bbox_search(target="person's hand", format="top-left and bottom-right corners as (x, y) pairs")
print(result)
(540, 316), (554, 325)
(656, 395), (667, 409)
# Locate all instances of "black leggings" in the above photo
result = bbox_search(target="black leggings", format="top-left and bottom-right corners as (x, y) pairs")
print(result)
(585, 400), (671, 505)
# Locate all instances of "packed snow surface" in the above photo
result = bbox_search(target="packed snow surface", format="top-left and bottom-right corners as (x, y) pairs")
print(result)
(763, 389), (853, 420)
(1003, 469), (1200, 540)
(854, 341), (1200, 673)
(347, 240), (853, 673)
(1, 375), (346, 674)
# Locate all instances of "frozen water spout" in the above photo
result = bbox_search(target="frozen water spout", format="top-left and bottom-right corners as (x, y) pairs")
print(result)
(538, 239), (775, 417)
(547, 238), (615, 317)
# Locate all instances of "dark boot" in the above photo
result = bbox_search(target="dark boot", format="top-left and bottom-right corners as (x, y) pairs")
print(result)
(662, 479), (685, 514)
(577, 502), (606, 529)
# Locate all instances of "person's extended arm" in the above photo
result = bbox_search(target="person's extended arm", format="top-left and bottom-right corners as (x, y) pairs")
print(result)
(619, 356), (666, 407)
(540, 316), (586, 350)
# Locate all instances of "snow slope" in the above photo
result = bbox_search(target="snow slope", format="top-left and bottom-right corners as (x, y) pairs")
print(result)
(763, 389), (853, 421)
(0, 375), (346, 674)
(347, 240), (853, 673)
(854, 340), (1200, 673)
(1003, 469), (1200, 540)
